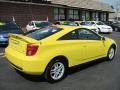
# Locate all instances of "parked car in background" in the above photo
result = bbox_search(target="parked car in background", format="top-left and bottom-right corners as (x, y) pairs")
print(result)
(5, 25), (117, 83)
(26, 21), (53, 31)
(55, 21), (78, 26)
(55, 21), (99, 33)
(75, 21), (99, 33)
(110, 22), (120, 31)
(0, 21), (23, 45)
(102, 21), (114, 26)
(80, 21), (113, 33)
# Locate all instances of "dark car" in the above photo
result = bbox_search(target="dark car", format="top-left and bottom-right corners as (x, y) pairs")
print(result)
(103, 21), (120, 31)
(110, 22), (120, 31)
(0, 21), (23, 45)
(102, 21), (114, 26)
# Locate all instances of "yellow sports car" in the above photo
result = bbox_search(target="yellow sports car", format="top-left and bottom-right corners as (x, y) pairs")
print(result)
(5, 25), (117, 83)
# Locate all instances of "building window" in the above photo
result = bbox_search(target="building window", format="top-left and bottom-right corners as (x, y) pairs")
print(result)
(103, 12), (107, 21)
(92, 12), (99, 21)
(101, 13), (104, 21)
(54, 8), (65, 20)
(92, 12), (96, 21)
(86, 11), (90, 21)
(96, 12), (99, 21)
(81, 11), (86, 21)
(68, 9), (79, 21)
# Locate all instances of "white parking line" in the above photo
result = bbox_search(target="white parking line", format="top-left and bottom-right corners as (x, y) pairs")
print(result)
(1, 55), (5, 57)
(0, 52), (4, 56)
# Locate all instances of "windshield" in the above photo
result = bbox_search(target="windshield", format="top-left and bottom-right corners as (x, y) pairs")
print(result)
(80, 22), (93, 26)
(26, 27), (62, 40)
(35, 22), (52, 27)
(96, 21), (105, 25)
(62, 21), (77, 26)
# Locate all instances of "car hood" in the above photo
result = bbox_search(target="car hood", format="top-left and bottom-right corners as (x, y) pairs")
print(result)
(97, 25), (112, 29)
(82, 25), (97, 29)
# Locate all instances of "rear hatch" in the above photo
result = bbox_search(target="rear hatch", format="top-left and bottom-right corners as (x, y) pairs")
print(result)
(8, 34), (39, 55)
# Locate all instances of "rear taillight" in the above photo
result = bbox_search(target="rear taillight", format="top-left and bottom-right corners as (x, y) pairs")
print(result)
(26, 43), (39, 56)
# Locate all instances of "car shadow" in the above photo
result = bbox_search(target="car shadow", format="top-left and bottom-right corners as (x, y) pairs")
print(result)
(15, 70), (46, 82)
(0, 44), (8, 48)
(68, 58), (105, 75)
(16, 58), (106, 82)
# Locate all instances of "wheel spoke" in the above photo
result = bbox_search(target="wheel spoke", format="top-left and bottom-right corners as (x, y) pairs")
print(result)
(109, 48), (115, 59)
(53, 72), (59, 79)
(50, 69), (56, 74)
(58, 64), (64, 70)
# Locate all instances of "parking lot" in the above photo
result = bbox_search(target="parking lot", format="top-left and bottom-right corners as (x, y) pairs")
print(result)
(0, 32), (120, 90)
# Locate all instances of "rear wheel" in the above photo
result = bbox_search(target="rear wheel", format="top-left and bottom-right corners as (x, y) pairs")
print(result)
(44, 59), (68, 83)
(106, 46), (116, 61)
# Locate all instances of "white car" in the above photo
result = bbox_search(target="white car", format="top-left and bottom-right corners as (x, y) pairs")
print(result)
(75, 21), (99, 33)
(80, 21), (113, 33)
(26, 21), (53, 31)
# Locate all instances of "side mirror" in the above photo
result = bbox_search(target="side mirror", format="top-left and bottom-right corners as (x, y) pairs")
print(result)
(101, 37), (105, 41)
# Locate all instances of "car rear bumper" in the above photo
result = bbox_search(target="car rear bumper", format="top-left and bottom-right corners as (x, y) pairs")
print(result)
(5, 47), (47, 75)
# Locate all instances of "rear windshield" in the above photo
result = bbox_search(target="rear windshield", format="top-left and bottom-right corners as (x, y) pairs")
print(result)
(26, 27), (62, 40)
(35, 22), (52, 27)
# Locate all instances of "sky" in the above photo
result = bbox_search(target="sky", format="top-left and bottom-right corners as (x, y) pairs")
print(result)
(97, 0), (120, 9)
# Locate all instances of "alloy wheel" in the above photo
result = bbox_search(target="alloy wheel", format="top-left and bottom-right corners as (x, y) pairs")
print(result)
(50, 62), (65, 80)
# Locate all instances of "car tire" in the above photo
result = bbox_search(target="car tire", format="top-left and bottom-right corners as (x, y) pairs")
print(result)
(106, 46), (116, 61)
(115, 28), (118, 32)
(44, 58), (68, 83)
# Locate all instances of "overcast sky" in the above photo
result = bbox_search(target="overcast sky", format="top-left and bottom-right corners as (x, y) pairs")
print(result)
(97, 0), (120, 9)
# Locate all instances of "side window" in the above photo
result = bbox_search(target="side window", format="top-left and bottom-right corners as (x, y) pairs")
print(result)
(58, 30), (78, 40)
(78, 29), (101, 40)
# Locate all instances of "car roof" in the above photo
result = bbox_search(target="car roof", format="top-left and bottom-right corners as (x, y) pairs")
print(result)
(56, 25), (83, 31)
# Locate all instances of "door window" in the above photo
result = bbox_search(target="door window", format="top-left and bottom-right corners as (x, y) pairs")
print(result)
(78, 29), (101, 40)
(58, 30), (78, 40)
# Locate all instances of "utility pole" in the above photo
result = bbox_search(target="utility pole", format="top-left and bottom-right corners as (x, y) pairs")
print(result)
(116, 0), (120, 21)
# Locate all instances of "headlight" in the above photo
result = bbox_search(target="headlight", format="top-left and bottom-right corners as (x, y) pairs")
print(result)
(0, 35), (3, 38)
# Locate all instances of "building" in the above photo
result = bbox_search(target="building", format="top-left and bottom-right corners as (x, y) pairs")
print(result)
(109, 12), (120, 21)
(0, 0), (114, 27)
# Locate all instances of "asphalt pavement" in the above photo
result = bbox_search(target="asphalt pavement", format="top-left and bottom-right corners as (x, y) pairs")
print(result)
(0, 32), (120, 90)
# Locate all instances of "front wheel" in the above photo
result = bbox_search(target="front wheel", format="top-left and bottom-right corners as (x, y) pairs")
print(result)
(106, 46), (116, 61)
(44, 59), (68, 83)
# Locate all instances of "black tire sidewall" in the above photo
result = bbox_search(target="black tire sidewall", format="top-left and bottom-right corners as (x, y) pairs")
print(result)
(44, 59), (67, 83)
